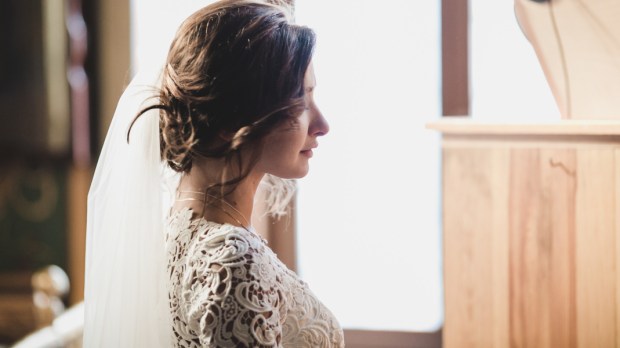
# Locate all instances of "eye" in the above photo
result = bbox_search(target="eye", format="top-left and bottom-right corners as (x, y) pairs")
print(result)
(303, 97), (313, 111)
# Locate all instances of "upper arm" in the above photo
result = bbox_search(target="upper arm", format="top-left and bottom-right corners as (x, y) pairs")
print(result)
(194, 235), (286, 347)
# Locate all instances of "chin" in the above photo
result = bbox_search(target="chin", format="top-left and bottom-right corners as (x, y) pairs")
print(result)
(280, 171), (309, 180)
(271, 165), (309, 180)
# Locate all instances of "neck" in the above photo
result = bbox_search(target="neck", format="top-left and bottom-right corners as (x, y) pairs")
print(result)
(176, 156), (263, 228)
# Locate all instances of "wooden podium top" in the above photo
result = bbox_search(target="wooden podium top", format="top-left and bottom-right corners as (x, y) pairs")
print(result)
(427, 117), (620, 136)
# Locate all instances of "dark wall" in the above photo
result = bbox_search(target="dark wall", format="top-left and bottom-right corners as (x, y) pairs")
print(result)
(0, 0), (50, 155)
(0, 0), (100, 273)
(0, 162), (67, 272)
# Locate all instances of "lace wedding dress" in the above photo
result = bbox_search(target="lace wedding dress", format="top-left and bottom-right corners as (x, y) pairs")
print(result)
(166, 208), (345, 347)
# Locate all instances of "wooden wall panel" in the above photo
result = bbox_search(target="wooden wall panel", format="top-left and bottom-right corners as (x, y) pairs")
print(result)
(443, 144), (619, 347)
(575, 150), (617, 348)
(443, 148), (510, 348)
(544, 149), (578, 348)
(492, 152), (511, 348)
(508, 149), (577, 348)
(616, 150), (620, 348)
(434, 121), (620, 348)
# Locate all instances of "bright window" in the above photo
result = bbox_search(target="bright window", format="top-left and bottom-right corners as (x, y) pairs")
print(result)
(294, 0), (443, 332)
(470, 0), (559, 120)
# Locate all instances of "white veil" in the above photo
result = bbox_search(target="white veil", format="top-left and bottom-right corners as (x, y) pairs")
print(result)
(83, 0), (216, 344)
(83, 61), (175, 346)
(83, 2), (297, 345)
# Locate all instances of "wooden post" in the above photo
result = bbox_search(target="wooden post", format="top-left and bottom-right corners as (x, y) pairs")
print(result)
(442, 0), (469, 116)
(66, 0), (90, 304)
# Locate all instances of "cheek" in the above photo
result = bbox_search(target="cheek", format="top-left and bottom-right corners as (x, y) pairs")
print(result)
(266, 131), (305, 158)
(254, 115), (312, 174)
(269, 117), (310, 152)
(256, 128), (309, 177)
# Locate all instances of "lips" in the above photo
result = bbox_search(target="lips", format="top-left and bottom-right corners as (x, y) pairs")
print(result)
(300, 144), (317, 158)
(300, 149), (314, 158)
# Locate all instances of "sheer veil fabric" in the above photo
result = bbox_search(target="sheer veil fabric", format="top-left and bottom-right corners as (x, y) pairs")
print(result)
(84, 0), (221, 344)
(83, 60), (176, 346)
(84, 2), (300, 346)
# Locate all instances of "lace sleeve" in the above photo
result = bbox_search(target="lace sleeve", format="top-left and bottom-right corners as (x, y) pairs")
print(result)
(168, 216), (287, 348)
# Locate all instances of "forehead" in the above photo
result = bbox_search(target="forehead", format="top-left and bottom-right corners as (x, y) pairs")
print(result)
(304, 62), (316, 88)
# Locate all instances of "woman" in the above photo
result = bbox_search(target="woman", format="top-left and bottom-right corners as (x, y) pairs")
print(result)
(84, 1), (344, 347)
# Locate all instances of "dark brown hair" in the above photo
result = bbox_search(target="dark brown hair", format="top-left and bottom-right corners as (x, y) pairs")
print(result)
(131, 0), (315, 192)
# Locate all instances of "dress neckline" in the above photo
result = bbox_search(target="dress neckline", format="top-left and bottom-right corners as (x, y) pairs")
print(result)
(169, 206), (261, 239)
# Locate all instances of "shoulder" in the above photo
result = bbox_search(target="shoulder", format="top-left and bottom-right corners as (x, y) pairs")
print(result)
(167, 207), (277, 266)
(166, 208), (263, 260)
(167, 211), (287, 347)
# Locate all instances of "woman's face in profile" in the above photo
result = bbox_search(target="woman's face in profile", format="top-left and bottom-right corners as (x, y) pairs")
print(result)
(255, 62), (329, 179)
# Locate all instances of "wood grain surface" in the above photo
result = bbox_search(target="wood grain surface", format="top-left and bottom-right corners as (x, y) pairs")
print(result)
(442, 136), (618, 347)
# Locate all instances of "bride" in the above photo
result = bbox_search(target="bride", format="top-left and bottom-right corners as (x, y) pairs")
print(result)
(83, 1), (344, 346)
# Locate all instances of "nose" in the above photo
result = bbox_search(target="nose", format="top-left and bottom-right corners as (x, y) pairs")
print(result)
(310, 106), (329, 137)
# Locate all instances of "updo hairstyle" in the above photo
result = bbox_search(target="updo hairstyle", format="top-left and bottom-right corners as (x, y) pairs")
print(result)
(133, 0), (315, 191)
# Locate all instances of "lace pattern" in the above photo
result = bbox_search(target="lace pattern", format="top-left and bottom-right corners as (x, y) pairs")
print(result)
(166, 208), (344, 348)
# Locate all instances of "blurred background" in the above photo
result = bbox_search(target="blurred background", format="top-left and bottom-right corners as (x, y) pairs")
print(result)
(4, 0), (605, 346)
(0, 0), (100, 345)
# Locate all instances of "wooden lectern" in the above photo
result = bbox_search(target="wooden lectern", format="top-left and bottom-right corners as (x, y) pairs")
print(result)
(432, 0), (620, 346)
